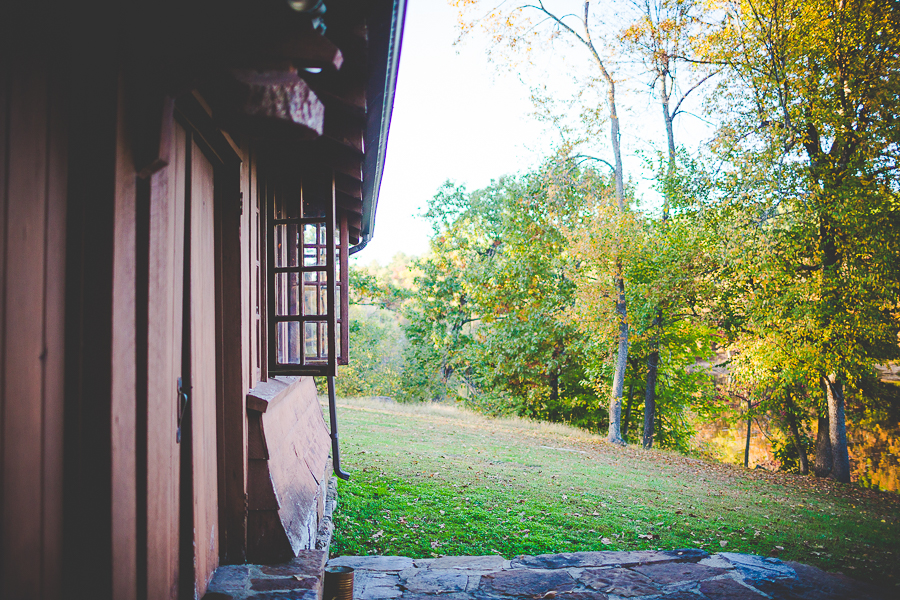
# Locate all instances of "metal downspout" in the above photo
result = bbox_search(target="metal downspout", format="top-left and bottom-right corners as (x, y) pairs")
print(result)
(328, 375), (350, 480)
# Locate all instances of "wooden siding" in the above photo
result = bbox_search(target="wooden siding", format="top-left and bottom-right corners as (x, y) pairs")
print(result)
(143, 118), (187, 600)
(112, 75), (139, 600)
(245, 376), (330, 562)
(216, 132), (247, 564)
(190, 138), (220, 597)
(0, 54), (67, 600)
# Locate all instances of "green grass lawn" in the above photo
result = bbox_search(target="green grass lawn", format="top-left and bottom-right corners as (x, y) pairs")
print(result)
(326, 397), (899, 588)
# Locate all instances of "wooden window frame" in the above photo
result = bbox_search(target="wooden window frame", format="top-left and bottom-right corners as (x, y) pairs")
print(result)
(264, 168), (347, 376)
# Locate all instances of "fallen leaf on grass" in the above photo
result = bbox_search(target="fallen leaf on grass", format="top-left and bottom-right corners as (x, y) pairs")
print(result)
(719, 540), (728, 547)
(601, 537), (612, 544)
(372, 530), (384, 540)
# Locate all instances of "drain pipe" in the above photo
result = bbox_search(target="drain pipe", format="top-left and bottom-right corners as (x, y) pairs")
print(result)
(327, 375), (350, 480)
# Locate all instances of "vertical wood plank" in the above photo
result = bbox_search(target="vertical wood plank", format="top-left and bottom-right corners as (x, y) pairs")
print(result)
(218, 147), (247, 563)
(41, 66), (67, 600)
(0, 51), (8, 600)
(2, 59), (48, 600)
(191, 139), (218, 597)
(111, 74), (137, 600)
(144, 120), (186, 600)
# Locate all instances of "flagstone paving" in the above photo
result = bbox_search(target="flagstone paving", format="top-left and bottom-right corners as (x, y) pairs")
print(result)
(204, 549), (888, 600)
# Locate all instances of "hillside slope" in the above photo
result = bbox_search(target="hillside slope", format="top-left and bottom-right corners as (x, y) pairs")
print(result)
(327, 398), (899, 588)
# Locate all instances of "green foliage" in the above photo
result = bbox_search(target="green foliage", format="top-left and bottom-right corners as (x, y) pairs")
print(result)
(333, 255), (416, 398)
(334, 308), (405, 398)
(400, 157), (603, 424)
(773, 432), (815, 475)
(397, 153), (724, 449)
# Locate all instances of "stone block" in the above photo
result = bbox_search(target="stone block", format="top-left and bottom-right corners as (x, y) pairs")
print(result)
(479, 569), (576, 597)
(207, 564), (251, 595)
(699, 577), (768, 599)
(511, 550), (703, 570)
(251, 577), (315, 592)
(633, 561), (726, 585)
(400, 594), (473, 600)
(554, 593), (609, 600)
(261, 550), (327, 577)
(717, 553), (795, 582)
(699, 555), (735, 570)
(755, 561), (888, 600)
(430, 555), (506, 571)
(328, 556), (414, 572)
(402, 571), (469, 594)
(579, 568), (659, 597)
(248, 590), (318, 600)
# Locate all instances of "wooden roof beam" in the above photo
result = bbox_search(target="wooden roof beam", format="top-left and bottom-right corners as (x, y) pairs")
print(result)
(336, 190), (363, 215)
(334, 172), (362, 200)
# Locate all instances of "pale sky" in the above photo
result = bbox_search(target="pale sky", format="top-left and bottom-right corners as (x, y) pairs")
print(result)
(359, 0), (714, 267)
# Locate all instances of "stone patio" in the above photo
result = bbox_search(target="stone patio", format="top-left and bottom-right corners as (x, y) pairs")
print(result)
(204, 548), (888, 600)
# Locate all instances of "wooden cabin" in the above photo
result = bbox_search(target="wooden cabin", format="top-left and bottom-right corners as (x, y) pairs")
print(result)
(0, 1), (405, 598)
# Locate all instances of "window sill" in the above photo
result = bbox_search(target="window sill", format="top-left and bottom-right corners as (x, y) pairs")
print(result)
(246, 376), (306, 413)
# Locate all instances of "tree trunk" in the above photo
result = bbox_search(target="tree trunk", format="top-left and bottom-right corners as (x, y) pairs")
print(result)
(659, 77), (675, 221)
(744, 397), (752, 468)
(783, 394), (809, 475)
(642, 310), (662, 449)
(622, 377), (635, 439)
(823, 374), (851, 483)
(582, 11), (629, 446)
(814, 414), (833, 478)
(608, 268), (628, 445)
(643, 349), (659, 449)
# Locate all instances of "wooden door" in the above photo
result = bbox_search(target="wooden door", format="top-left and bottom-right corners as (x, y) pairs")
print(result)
(145, 119), (219, 600)
(187, 133), (219, 598)
(144, 119), (187, 600)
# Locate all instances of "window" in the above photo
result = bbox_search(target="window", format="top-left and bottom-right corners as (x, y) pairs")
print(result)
(266, 168), (348, 376)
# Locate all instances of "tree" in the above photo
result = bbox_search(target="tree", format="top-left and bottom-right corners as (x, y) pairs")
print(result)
(455, 0), (636, 443)
(402, 158), (605, 424)
(620, 0), (717, 446)
(706, 0), (900, 481)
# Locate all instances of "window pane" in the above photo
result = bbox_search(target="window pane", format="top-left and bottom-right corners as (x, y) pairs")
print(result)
(274, 273), (300, 316)
(303, 197), (326, 218)
(274, 224), (300, 268)
(335, 248), (341, 282)
(303, 223), (317, 245)
(303, 223), (326, 267)
(335, 287), (341, 320)
(303, 321), (328, 363)
(276, 321), (302, 365)
(303, 284), (325, 316)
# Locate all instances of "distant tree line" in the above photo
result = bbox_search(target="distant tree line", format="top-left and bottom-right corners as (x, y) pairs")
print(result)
(340, 0), (900, 483)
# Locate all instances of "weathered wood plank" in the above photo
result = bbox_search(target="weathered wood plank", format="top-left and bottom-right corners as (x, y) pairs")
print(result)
(2, 59), (48, 600)
(191, 138), (219, 598)
(248, 411), (269, 460)
(248, 459), (279, 510)
(112, 77), (138, 600)
(260, 377), (330, 554)
(256, 24), (344, 71)
(216, 141), (247, 563)
(247, 510), (293, 564)
(334, 172), (362, 200)
(144, 120), (186, 600)
(230, 71), (326, 140)
(41, 68), (67, 600)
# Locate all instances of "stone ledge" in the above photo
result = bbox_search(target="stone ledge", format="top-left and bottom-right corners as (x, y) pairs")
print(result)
(205, 550), (327, 600)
